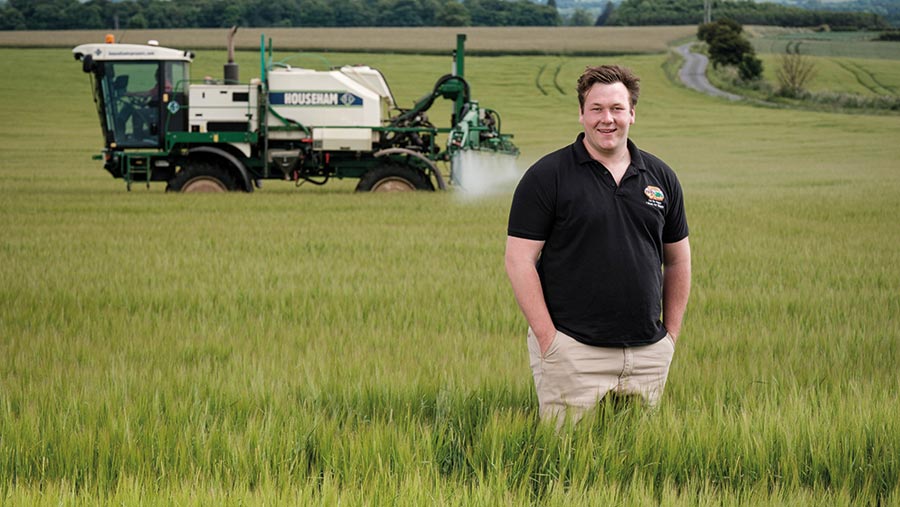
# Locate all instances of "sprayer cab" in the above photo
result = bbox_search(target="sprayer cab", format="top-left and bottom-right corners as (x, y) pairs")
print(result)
(74, 40), (192, 154)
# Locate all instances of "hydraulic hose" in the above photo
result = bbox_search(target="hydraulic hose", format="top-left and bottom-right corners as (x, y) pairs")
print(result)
(391, 75), (470, 125)
(267, 105), (311, 137)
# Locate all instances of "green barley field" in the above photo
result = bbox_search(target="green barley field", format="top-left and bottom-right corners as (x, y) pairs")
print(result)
(1, 28), (900, 505)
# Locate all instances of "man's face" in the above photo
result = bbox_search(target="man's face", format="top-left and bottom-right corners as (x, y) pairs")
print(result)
(579, 82), (635, 159)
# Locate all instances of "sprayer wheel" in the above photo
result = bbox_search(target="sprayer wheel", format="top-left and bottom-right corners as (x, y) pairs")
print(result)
(356, 164), (434, 193)
(166, 161), (237, 193)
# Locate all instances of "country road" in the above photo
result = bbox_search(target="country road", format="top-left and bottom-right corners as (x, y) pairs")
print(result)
(676, 43), (743, 101)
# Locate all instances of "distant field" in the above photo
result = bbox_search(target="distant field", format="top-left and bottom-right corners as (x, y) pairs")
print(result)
(0, 26), (697, 55)
(2, 45), (900, 505)
(750, 28), (900, 60)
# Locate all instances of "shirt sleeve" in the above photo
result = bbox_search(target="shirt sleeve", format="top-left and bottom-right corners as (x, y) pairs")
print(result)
(507, 163), (557, 241)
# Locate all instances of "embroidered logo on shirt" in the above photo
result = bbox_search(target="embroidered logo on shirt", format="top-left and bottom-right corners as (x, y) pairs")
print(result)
(643, 185), (666, 210)
(644, 186), (665, 202)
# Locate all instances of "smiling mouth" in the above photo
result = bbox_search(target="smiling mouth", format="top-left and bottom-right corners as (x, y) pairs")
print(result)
(598, 128), (616, 134)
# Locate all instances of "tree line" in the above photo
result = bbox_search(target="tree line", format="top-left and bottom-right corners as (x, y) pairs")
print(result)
(0, 0), (887, 31)
(606, 0), (887, 30)
(0, 0), (558, 30)
(794, 0), (899, 28)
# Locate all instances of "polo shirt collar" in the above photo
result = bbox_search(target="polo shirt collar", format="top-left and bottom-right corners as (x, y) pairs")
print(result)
(572, 133), (647, 172)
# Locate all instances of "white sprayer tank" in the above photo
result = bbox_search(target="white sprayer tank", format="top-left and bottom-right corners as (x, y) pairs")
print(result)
(267, 65), (393, 151)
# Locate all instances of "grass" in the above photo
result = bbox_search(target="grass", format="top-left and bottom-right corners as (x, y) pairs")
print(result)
(2, 40), (900, 504)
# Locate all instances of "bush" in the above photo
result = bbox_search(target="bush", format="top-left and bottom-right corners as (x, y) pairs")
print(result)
(798, 91), (900, 112)
(775, 44), (817, 97)
(738, 54), (763, 81)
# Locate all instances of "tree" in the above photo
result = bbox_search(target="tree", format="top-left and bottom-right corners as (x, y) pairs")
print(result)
(594, 1), (614, 26)
(699, 18), (748, 68)
(436, 2), (471, 26)
(698, 18), (763, 80)
(419, 0), (441, 26)
(129, 12), (148, 29)
(697, 17), (743, 46)
(19, 0), (81, 30)
(245, 0), (297, 28)
(569, 8), (594, 26)
(0, 7), (27, 30)
(377, 0), (424, 26)
(775, 42), (817, 97)
(330, 0), (376, 26)
(220, 4), (244, 28)
(707, 29), (751, 67)
(298, 0), (336, 26)
(465, 0), (559, 26)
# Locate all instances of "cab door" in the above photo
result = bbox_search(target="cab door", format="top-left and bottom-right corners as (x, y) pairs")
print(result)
(101, 61), (162, 148)
(161, 61), (190, 136)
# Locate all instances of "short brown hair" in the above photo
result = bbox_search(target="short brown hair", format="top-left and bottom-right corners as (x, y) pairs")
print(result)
(577, 65), (641, 110)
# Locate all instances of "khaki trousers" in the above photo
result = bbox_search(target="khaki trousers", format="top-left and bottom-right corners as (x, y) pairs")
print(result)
(527, 328), (676, 424)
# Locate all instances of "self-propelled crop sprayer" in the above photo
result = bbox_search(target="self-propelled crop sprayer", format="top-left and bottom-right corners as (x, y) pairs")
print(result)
(72, 30), (518, 192)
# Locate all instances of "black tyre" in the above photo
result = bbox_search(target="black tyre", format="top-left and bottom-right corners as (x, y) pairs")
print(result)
(355, 164), (434, 192)
(166, 161), (237, 193)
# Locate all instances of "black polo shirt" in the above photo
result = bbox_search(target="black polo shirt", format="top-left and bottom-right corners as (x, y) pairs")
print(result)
(508, 133), (689, 347)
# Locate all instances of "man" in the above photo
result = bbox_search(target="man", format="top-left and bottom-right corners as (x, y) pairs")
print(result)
(505, 65), (691, 424)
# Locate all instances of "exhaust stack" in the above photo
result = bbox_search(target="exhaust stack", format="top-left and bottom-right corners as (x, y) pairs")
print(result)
(224, 26), (239, 84)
